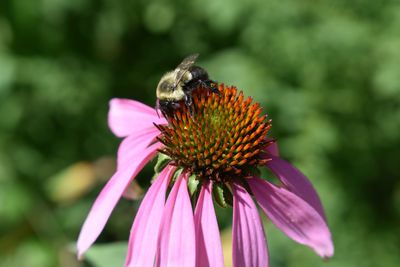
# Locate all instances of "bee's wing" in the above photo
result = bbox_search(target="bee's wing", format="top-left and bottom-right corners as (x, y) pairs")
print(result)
(174, 53), (199, 86)
(177, 53), (199, 70)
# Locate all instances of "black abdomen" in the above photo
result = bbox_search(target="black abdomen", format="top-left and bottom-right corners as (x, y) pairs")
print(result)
(189, 66), (209, 81)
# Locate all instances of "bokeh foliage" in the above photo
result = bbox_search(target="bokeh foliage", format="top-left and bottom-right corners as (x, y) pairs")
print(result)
(1, 0), (400, 266)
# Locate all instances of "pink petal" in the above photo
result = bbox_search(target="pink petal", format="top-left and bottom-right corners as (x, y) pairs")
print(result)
(77, 143), (160, 257)
(108, 98), (167, 138)
(232, 183), (268, 267)
(265, 139), (279, 157)
(266, 155), (326, 220)
(117, 128), (161, 171)
(249, 177), (334, 258)
(125, 166), (174, 267)
(194, 182), (224, 267)
(156, 174), (196, 267)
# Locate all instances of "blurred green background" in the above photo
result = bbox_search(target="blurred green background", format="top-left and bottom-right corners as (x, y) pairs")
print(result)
(1, 0), (400, 266)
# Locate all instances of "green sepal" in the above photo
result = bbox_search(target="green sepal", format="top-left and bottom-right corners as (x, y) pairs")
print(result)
(213, 184), (226, 208)
(212, 183), (233, 208)
(151, 153), (172, 182)
(248, 166), (261, 177)
(171, 168), (183, 184)
(187, 174), (199, 197)
(223, 184), (234, 207)
(151, 172), (159, 183)
(154, 153), (171, 173)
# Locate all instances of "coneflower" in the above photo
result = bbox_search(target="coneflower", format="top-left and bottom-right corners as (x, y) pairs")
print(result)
(77, 84), (333, 267)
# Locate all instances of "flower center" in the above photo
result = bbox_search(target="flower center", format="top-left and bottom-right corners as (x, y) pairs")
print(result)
(156, 84), (272, 182)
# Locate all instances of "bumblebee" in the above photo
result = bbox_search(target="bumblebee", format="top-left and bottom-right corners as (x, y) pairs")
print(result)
(156, 54), (220, 118)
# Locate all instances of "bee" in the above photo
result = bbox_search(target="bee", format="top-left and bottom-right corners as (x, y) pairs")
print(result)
(156, 54), (220, 118)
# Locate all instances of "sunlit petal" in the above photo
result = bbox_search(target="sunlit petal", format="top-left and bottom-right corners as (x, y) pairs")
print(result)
(232, 183), (268, 267)
(108, 98), (166, 138)
(249, 177), (334, 258)
(194, 181), (224, 267)
(77, 143), (160, 257)
(117, 129), (161, 171)
(156, 174), (196, 267)
(266, 155), (326, 220)
(125, 166), (174, 267)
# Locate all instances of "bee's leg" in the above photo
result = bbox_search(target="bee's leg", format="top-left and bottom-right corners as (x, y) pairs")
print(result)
(171, 101), (182, 118)
(184, 94), (194, 117)
(155, 99), (161, 118)
(160, 100), (173, 119)
(210, 81), (221, 96)
(202, 80), (221, 96)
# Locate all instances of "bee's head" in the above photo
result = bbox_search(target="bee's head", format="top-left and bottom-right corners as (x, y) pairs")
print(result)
(156, 71), (186, 101)
(159, 80), (175, 92)
(157, 72), (177, 94)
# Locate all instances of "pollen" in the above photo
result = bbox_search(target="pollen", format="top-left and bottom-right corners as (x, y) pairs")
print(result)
(156, 84), (272, 182)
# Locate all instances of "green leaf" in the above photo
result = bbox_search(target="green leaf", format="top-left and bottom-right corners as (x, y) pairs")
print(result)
(84, 242), (127, 267)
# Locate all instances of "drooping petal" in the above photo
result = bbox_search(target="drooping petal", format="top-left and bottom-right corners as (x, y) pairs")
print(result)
(77, 143), (160, 257)
(117, 128), (161, 171)
(232, 183), (268, 267)
(156, 174), (196, 267)
(108, 98), (167, 138)
(248, 177), (334, 258)
(194, 181), (224, 267)
(125, 166), (174, 267)
(266, 155), (326, 220)
(264, 139), (279, 157)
